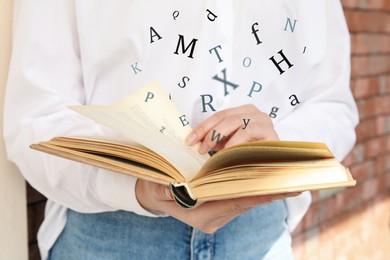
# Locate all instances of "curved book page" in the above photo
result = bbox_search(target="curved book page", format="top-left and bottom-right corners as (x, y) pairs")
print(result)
(70, 81), (209, 181)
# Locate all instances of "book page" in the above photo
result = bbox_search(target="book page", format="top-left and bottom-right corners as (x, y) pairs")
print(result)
(70, 81), (209, 180)
(191, 167), (355, 202)
(194, 140), (334, 180)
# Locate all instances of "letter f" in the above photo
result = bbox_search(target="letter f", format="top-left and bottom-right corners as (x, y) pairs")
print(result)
(251, 22), (262, 45)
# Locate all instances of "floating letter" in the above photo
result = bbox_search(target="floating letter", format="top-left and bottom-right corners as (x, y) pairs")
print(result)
(289, 94), (301, 106)
(174, 35), (198, 59)
(251, 22), (262, 45)
(269, 49), (294, 75)
(211, 130), (225, 144)
(284, 18), (298, 33)
(172, 11), (179, 20)
(269, 107), (279, 118)
(242, 119), (251, 129)
(178, 76), (190, 88)
(131, 62), (142, 74)
(209, 45), (223, 63)
(145, 92), (154, 102)
(150, 27), (162, 43)
(179, 115), (190, 127)
(247, 81), (262, 97)
(206, 9), (218, 21)
(243, 57), (252, 68)
(212, 68), (239, 96)
(160, 126), (166, 133)
(200, 94), (217, 113)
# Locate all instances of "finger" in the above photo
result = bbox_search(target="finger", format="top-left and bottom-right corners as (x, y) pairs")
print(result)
(186, 105), (255, 146)
(197, 114), (244, 154)
(224, 121), (279, 148)
(202, 195), (274, 218)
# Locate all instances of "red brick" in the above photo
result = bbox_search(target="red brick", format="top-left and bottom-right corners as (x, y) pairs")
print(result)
(358, 95), (390, 119)
(361, 177), (379, 201)
(387, 134), (390, 151)
(386, 75), (390, 93)
(356, 118), (375, 141)
(342, 0), (359, 9)
(302, 203), (321, 230)
(351, 34), (390, 55)
(350, 77), (380, 99)
(344, 10), (390, 33)
(364, 136), (388, 158)
(351, 55), (390, 78)
(377, 173), (388, 193)
(342, 143), (365, 165)
(365, 0), (390, 11)
(386, 172), (390, 190)
(310, 190), (319, 203)
(336, 186), (362, 212)
(375, 153), (390, 174)
(350, 160), (376, 181)
(319, 197), (339, 223)
(357, 99), (369, 120)
(343, 0), (390, 10)
(375, 115), (390, 135)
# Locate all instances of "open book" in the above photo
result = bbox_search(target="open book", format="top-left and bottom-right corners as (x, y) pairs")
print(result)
(30, 81), (356, 208)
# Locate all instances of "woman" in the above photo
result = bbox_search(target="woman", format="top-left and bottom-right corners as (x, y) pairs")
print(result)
(4, 0), (358, 259)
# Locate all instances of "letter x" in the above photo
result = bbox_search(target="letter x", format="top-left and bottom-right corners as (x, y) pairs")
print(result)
(212, 68), (239, 96)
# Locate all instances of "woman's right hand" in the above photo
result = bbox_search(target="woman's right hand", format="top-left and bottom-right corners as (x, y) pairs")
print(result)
(135, 179), (299, 234)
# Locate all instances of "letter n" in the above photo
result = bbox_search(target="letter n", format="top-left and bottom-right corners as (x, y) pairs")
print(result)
(284, 18), (298, 32)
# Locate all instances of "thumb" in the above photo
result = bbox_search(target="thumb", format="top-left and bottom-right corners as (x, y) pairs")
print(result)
(156, 184), (174, 201)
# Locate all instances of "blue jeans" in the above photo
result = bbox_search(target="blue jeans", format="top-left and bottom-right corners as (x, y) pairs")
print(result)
(49, 201), (293, 259)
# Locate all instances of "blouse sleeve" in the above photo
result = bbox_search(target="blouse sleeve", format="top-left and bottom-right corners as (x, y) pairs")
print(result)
(3, 0), (155, 216)
(275, 0), (358, 232)
(274, 0), (359, 161)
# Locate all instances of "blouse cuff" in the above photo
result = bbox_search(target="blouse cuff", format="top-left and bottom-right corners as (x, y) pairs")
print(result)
(95, 169), (161, 217)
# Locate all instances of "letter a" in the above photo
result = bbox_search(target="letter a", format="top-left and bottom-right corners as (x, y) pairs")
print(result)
(289, 94), (301, 106)
(150, 27), (162, 43)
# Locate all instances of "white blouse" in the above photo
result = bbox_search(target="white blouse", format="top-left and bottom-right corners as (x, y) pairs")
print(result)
(4, 0), (358, 258)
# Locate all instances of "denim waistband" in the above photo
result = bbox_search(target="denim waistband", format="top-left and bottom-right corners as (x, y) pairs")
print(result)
(49, 201), (293, 260)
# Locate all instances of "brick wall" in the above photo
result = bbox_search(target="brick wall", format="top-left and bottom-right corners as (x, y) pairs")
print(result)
(292, 1), (390, 259)
(26, 1), (390, 259)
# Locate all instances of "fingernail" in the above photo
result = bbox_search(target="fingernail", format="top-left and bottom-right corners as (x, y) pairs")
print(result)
(185, 133), (197, 145)
(198, 142), (208, 154)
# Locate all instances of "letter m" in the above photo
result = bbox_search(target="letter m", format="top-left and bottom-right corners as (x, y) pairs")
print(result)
(174, 35), (198, 59)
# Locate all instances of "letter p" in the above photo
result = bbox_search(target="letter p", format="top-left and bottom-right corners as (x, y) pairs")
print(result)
(145, 92), (155, 102)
